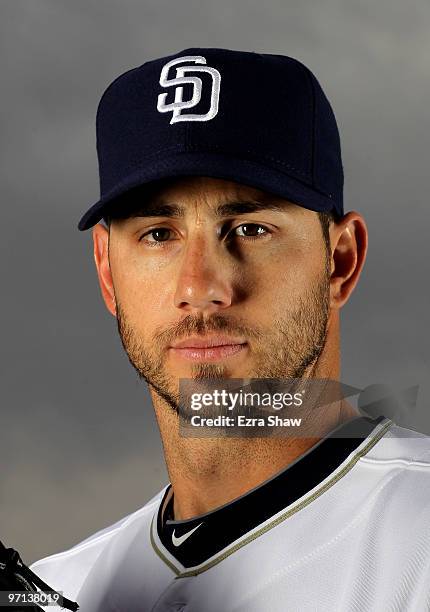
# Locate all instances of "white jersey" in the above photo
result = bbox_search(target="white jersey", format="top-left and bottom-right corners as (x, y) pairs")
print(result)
(30, 415), (430, 611)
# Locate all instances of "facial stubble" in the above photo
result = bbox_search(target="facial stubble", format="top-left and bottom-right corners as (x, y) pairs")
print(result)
(114, 258), (331, 418)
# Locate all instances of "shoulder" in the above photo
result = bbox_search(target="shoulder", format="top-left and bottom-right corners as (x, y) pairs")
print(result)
(363, 420), (430, 466)
(29, 486), (167, 599)
(359, 421), (430, 513)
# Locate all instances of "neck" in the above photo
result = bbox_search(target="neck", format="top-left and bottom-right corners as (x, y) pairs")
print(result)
(150, 316), (360, 520)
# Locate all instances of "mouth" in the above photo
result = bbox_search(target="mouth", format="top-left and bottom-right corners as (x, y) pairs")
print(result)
(169, 336), (248, 362)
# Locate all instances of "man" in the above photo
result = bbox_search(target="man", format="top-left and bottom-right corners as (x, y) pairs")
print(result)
(30, 48), (430, 611)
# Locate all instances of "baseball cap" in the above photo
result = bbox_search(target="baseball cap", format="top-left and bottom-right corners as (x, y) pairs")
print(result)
(78, 47), (343, 231)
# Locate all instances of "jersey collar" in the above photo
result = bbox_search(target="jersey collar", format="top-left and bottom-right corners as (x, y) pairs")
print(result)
(153, 414), (390, 572)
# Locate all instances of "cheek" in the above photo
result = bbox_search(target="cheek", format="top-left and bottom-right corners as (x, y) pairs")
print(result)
(111, 250), (173, 329)
(254, 242), (325, 302)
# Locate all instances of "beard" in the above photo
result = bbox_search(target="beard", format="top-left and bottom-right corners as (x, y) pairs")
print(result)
(114, 259), (331, 419)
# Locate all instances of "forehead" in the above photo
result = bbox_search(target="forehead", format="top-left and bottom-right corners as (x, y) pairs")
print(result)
(106, 175), (305, 221)
(150, 176), (271, 202)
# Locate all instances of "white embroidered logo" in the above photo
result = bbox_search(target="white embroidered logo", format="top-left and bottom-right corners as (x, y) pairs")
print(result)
(171, 522), (204, 547)
(157, 55), (221, 124)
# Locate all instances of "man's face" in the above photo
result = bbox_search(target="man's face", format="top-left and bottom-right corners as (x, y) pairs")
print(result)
(106, 176), (331, 411)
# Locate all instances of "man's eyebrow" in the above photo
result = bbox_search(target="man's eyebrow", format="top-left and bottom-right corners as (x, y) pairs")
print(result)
(126, 198), (291, 218)
(215, 199), (291, 217)
(128, 202), (183, 218)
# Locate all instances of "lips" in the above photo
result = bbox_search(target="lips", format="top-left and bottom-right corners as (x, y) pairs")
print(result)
(169, 336), (248, 362)
(170, 335), (247, 349)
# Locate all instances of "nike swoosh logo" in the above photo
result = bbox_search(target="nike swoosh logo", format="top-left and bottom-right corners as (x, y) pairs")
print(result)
(171, 522), (204, 547)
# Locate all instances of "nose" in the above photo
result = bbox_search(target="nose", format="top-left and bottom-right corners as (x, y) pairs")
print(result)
(173, 233), (233, 315)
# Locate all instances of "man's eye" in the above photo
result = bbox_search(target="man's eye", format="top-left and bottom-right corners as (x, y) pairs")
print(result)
(139, 228), (173, 242)
(232, 223), (269, 238)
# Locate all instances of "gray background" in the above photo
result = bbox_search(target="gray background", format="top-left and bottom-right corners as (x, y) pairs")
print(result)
(1, 0), (429, 564)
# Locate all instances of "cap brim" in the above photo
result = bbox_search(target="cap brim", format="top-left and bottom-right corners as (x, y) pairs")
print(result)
(78, 151), (337, 231)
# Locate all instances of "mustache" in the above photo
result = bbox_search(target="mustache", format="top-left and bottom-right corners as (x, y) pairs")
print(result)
(151, 313), (264, 348)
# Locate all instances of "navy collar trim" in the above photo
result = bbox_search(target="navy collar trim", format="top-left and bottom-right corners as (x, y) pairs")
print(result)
(157, 414), (386, 568)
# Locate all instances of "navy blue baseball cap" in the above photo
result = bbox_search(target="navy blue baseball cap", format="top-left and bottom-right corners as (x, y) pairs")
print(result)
(78, 47), (343, 231)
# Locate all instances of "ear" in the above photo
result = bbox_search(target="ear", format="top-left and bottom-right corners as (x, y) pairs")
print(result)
(329, 211), (368, 309)
(92, 223), (116, 317)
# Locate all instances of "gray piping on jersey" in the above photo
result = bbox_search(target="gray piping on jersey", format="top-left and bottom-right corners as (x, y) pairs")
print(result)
(150, 417), (393, 577)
